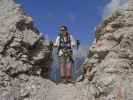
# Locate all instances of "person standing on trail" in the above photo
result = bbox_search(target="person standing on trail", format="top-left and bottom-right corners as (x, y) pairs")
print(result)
(54, 25), (76, 83)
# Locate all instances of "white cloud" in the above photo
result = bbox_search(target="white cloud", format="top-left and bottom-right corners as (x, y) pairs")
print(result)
(103, 0), (128, 19)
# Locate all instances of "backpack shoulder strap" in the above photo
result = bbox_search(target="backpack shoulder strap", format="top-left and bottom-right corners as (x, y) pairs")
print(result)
(57, 33), (63, 54)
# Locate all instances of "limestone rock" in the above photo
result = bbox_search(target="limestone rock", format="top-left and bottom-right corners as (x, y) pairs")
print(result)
(0, 0), (52, 99)
(84, 0), (133, 99)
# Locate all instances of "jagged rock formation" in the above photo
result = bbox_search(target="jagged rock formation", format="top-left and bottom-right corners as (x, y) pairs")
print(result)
(0, 0), (53, 99)
(84, 0), (133, 99)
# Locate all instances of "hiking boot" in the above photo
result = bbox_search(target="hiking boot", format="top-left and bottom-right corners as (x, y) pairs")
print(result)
(66, 79), (72, 83)
(66, 79), (75, 84)
(66, 77), (74, 84)
(61, 79), (67, 84)
(60, 78), (67, 84)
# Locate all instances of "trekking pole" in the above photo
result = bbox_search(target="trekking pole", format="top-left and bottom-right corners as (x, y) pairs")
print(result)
(76, 40), (80, 50)
(49, 40), (54, 51)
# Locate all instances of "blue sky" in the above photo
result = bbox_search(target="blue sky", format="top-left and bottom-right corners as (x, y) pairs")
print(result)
(16, 0), (110, 45)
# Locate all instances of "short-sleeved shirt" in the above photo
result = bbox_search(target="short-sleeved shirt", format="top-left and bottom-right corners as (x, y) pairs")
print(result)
(54, 35), (76, 56)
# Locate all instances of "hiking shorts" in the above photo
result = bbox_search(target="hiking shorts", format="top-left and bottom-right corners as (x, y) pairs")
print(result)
(59, 56), (72, 64)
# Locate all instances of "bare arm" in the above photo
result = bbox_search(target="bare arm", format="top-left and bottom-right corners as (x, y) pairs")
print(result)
(53, 36), (60, 48)
(70, 35), (76, 48)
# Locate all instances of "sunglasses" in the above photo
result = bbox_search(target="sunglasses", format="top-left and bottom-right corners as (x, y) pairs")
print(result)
(60, 29), (66, 31)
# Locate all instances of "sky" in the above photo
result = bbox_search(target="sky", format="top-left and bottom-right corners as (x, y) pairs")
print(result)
(103, 0), (127, 18)
(16, 0), (111, 45)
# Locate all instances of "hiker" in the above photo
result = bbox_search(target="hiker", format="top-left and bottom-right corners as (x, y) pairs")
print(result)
(54, 25), (76, 83)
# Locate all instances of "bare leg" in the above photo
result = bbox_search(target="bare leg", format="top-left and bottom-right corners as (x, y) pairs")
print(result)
(60, 63), (65, 79)
(66, 62), (72, 81)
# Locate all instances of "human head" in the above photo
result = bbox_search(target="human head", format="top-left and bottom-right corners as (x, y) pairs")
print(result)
(60, 25), (68, 36)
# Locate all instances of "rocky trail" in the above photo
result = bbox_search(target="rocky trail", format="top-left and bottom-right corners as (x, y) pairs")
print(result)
(46, 81), (89, 100)
(0, 0), (133, 100)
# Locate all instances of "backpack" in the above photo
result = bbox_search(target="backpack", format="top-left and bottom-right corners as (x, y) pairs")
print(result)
(58, 33), (73, 59)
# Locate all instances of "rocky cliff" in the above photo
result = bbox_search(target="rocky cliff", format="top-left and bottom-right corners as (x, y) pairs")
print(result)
(84, 0), (133, 99)
(0, 0), (53, 99)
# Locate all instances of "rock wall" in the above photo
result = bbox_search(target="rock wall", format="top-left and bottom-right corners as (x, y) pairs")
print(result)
(0, 0), (53, 99)
(83, 0), (133, 99)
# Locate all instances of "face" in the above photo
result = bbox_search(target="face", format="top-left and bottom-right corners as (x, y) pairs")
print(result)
(60, 27), (67, 36)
